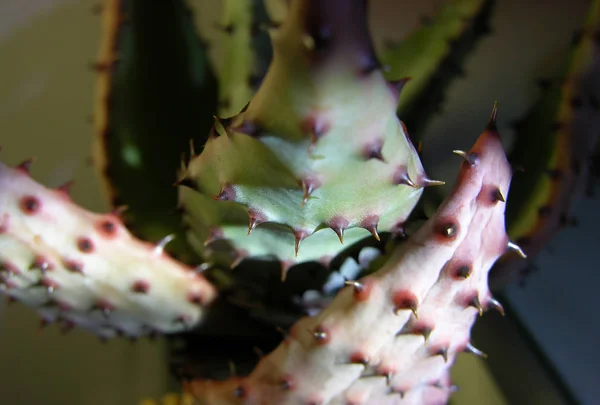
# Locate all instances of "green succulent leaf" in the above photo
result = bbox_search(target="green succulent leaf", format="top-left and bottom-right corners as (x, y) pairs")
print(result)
(92, 0), (218, 263)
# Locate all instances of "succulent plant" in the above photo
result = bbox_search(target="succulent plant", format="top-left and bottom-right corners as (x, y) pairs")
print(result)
(184, 108), (513, 404)
(1, 0), (598, 404)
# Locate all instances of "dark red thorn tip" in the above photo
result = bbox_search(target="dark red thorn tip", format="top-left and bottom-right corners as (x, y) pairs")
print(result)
(212, 183), (236, 201)
(19, 195), (40, 215)
(30, 256), (54, 273)
(467, 295), (483, 316)
(188, 292), (204, 306)
(301, 115), (331, 145)
(436, 220), (459, 240)
(432, 347), (449, 363)
(16, 158), (34, 173)
(204, 227), (224, 247)
(96, 218), (117, 237)
(392, 290), (419, 318)
(63, 259), (84, 274)
(247, 210), (267, 236)
(56, 181), (75, 196)
(76, 237), (94, 253)
(360, 215), (380, 241)
(387, 77), (412, 99)
(294, 229), (310, 257)
(454, 264), (472, 280)
(131, 280), (150, 294)
(362, 139), (385, 162)
(349, 351), (370, 367)
(392, 165), (416, 188)
(491, 187), (505, 203)
(300, 177), (320, 207)
(328, 217), (349, 244)
(231, 119), (262, 137)
(416, 325), (433, 343)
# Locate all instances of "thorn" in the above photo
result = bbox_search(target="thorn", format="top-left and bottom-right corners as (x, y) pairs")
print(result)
(391, 221), (406, 238)
(346, 351), (369, 368)
(311, 325), (329, 344)
(294, 230), (309, 257)
(331, 226), (344, 244)
(418, 326), (432, 343)
(204, 227), (224, 247)
(464, 342), (488, 358)
(487, 297), (505, 316)
(247, 210), (266, 236)
(435, 347), (449, 363)
(280, 260), (294, 282)
(56, 181), (75, 196)
(16, 158), (35, 173)
(366, 224), (380, 241)
(300, 177), (320, 207)
(363, 139), (385, 162)
(301, 115), (330, 146)
(382, 371), (394, 386)
(195, 262), (211, 273)
(455, 265), (471, 279)
(419, 176), (445, 187)
(344, 280), (364, 293)
(29, 257), (53, 274)
(111, 205), (129, 218)
(213, 184), (236, 201)
(492, 188), (505, 202)
(387, 77), (412, 100)
(393, 293), (418, 319)
(453, 150), (479, 166)
(468, 295), (483, 316)
(360, 215), (380, 241)
(154, 234), (175, 255)
(392, 166), (417, 187)
(507, 240), (527, 258)
(230, 250), (247, 269)
(486, 101), (499, 131)
(438, 222), (458, 239)
(328, 217), (349, 244)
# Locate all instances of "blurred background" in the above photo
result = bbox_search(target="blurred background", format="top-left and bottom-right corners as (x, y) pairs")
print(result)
(0, 0), (598, 404)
